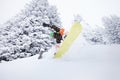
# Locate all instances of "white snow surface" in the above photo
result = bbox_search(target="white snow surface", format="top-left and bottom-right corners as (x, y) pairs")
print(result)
(0, 0), (120, 80)
(0, 45), (120, 80)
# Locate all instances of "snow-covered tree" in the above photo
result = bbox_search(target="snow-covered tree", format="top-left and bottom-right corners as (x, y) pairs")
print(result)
(74, 15), (105, 45)
(0, 0), (61, 62)
(82, 25), (105, 45)
(47, 6), (61, 27)
(73, 14), (120, 45)
(102, 15), (120, 44)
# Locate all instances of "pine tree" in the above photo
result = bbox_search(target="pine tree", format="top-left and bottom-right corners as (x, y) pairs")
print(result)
(0, 0), (61, 62)
(102, 15), (120, 44)
(83, 26), (105, 45)
(74, 14), (104, 44)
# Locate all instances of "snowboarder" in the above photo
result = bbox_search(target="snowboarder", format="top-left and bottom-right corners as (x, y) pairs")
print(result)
(42, 23), (67, 57)
(43, 23), (66, 44)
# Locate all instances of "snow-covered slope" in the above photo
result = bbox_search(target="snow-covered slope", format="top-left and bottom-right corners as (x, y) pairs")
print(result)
(0, 45), (120, 80)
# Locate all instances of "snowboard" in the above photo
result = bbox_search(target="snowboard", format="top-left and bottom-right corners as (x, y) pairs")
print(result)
(54, 22), (82, 58)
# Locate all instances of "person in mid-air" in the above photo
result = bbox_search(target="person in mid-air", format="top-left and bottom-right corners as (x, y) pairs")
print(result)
(39, 23), (67, 58)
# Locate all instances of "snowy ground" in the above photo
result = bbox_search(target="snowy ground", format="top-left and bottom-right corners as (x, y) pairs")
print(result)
(0, 0), (120, 80)
(0, 45), (120, 80)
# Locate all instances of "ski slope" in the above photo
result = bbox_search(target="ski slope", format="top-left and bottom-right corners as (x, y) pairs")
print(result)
(0, 0), (120, 80)
(0, 45), (120, 80)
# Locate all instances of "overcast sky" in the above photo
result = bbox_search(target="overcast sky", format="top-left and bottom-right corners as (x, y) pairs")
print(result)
(0, 0), (120, 27)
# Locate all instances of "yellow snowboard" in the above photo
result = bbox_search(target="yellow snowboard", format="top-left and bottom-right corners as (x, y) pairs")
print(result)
(54, 22), (82, 58)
